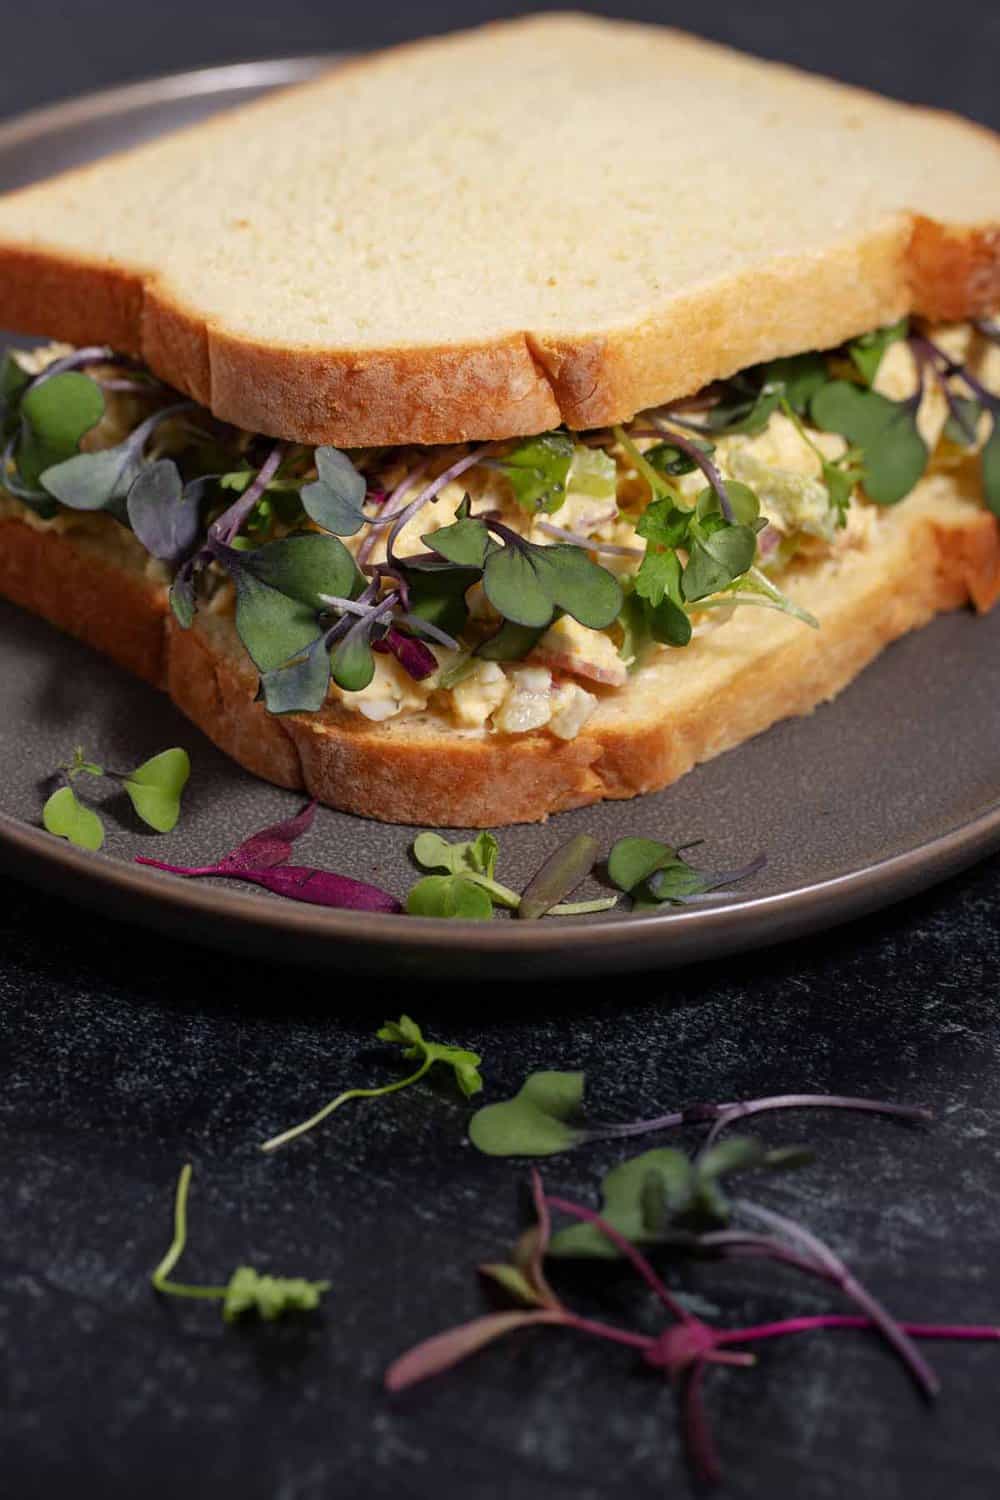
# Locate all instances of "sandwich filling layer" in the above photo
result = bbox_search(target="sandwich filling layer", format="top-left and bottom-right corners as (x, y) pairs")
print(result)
(2, 319), (999, 743)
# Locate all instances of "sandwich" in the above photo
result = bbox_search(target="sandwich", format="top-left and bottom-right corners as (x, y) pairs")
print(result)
(0, 13), (998, 827)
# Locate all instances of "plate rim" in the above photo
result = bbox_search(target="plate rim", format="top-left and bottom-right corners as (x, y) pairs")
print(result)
(1, 56), (999, 972)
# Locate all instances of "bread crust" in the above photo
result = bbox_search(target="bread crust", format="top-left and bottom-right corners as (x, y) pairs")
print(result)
(2, 480), (998, 825)
(0, 17), (997, 446)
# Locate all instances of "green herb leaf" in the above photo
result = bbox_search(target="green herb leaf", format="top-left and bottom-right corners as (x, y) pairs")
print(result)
(468, 1070), (585, 1157)
(607, 837), (679, 892)
(122, 748), (191, 833)
(423, 514), (492, 569)
(406, 874), (495, 920)
(330, 627), (376, 692)
(848, 318), (908, 386)
(18, 372), (105, 488)
(682, 522), (758, 603)
(811, 380), (928, 505)
(259, 636), (331, 714)
(646, 435), (715, 478)
(705, 381), (781, 436)
(478, 1262), (548, 1307)
(300, 446), (367, 535)
(760, 353), (830, 413)
(42, 785), (104, 851)
(476, 619), (549, 661)
(496, 432), (574, 514)
(238, 533), (360, 609)
(944, 396), (982, 448)
(529, 544), (624, 629)
(403, 564), (479, 638)
(222, 1266), (331, 1322)
(41, 439), (143, 512)
(482, 543), (555, 627)
(376, 1014), (484, 1097)
(414, 830), (499, 880)
(548, 1148), (695, 1258)
(0, 352), (31, 437)
(233, 568), (323, 674)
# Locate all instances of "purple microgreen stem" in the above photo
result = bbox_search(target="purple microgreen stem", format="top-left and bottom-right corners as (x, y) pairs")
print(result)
(581, 1091), (931, 1150)
(386, 444), (499, 565)
(535, 519), (643, 557)
(648, 414), (735, 519)
(544, 1194), (693, 1324)
(357, 460), (430, 565)
(210, 442), (284, 545)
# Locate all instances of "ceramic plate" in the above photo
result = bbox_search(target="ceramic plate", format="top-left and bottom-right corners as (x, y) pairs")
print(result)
(2, 58), (999, 978)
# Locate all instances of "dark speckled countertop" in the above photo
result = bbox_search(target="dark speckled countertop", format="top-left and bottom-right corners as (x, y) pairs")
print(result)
(3, 4), (1000, 1497)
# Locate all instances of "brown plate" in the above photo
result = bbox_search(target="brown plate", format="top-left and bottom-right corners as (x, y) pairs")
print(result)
(2, 57), (999, 978)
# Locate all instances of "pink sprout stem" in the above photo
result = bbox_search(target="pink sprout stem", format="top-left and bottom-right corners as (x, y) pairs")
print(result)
(544, 1195), (693, 1324)
(716, 1315), (1000, 1347)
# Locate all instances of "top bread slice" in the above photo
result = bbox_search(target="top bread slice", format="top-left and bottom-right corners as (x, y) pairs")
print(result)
(0, 13), (998, 447)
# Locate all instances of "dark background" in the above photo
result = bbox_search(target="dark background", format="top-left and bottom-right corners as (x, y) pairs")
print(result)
(2, 4), (1000, 1498)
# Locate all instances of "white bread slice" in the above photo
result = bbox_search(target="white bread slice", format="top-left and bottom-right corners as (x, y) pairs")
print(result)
(0, 14), (997, 447)
(2, 467), (997, 826)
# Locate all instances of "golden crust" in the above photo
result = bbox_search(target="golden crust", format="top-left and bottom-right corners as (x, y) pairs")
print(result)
(2, 490), (998, 826)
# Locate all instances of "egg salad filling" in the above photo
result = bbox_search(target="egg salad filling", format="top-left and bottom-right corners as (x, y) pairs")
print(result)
(2, 319), (998, 739)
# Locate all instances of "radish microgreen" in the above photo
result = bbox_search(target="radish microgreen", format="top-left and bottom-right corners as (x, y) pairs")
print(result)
(42, 745), (190, 849)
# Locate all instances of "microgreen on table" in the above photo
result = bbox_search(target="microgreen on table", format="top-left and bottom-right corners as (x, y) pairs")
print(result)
(259, 1015), (482, 1154)
(151, 1164), (330, 1322)
(468, 1074), (931, 1158)
(42, 745), (190, 849)
(388, 1131), (998, 1488)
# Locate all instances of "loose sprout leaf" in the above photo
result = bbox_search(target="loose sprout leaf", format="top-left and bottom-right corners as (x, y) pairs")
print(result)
(126, 459), (204, 562)
(424, 515), (492, 569)
(476, 619), (549, 661)
(406, 874), (495, 920)
(978, 419), (1000, 517)
(239, 533), (360, 608)
(330, 627), (376, 693)
(533, 545), (624, 629)
(760, 353), (830, 413)
(233, 569), (323, 674)
(375, 1015), (484, 1096)
(18, 372), (105, 487)
(482, 543), (555, 628)
(222, 1266), (331, 1322)
(496, 432), (574, 514)
(259, 635), (332, 715)
(42, 785), (104, 851)
(123, 748), (191, 833)
(548, 1148), (696, 1258)
(518, 834), (599, 921)
(607, 837), (678, 892)
(468, 1070), (586, 1157)
(300, 445), (367, 535)
(848, 318), (908, 386)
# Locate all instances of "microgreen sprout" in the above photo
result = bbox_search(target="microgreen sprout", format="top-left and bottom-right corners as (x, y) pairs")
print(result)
(388, 1149), (999, 1488)
(151, 1164), (330, 1322)
(406, 831), (616, 920)
(259, 1015), (482, 1154)
(607, 835), (766, 910)
(137, 801), (401, 913)
(42, 745), (190, 849)
(468, 1072), (931, 1158)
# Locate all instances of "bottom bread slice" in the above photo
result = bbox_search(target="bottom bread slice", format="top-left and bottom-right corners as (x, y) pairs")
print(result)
(2, 470), (998, 826)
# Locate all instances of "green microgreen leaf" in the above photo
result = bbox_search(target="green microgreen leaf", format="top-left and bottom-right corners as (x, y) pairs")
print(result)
(811, 380), (928, 505)
(530, 544), (624, 629)
(122, 748), (191, 834)
(41, 439), (143, 512)
(848, 318), (908, 386)
(259, 636), (331, 714)
(981, 418), (1000, 517)
(403, 564), (479, 638)
(646, 435), (715, 478)
(496, 432), (574, 514)
(608, 836), (766, 909)
(704, 381), (781, 436)
(476, 619), (549, 661)
(468, 1071), (586, 1157)
(548, 1148), (695, 1257)
(423, 513), (492, 569)
(300, 446), (367, 535)
(482, 543), (554, 627)
(151, 1164), (330, 1320)
(238, 533), (360, 609)
(260, 1015), (481, 1152)
(607, 837), (679, 892)
(759, 353), (830, 413)
(943, 396), (982, 448)
(233, 567), (323, 675)
(42, 785), (104, 851)
(407, 874), (495, 919)
(18, 372), (105, 488)
(414, 830), (499, 880)
(330, 627), (376, 693)
(126, 460), (205, 563)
